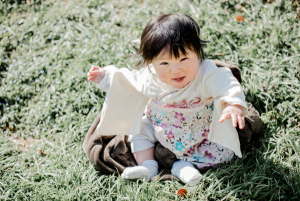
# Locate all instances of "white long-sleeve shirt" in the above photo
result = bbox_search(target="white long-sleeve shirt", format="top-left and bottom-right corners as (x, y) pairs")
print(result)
(96, 60), (248, 157)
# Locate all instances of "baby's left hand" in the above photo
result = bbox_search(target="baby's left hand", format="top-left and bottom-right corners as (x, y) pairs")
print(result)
(219, 103), (245, 129)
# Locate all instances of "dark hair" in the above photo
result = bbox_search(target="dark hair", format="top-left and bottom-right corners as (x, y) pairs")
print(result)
(136, 13), (208, 67)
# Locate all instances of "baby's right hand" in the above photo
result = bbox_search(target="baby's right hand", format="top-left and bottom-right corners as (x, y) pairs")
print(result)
(87, 66), (106, 84)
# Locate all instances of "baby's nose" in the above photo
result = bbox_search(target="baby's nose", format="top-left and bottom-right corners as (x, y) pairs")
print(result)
(171, 64), (182, 74)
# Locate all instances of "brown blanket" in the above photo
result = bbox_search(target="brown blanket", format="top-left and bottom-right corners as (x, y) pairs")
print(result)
(83, 60), (264, 181)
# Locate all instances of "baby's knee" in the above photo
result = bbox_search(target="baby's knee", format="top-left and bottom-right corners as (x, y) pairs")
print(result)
(128, 116), (157, 153)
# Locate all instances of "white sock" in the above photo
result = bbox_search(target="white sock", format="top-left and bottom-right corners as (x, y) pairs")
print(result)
(171, 161), (202, 186)
(121, 160), (158, 181)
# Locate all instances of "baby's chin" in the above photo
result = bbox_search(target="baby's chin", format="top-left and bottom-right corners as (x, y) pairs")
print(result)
(173, 81), (191, 89)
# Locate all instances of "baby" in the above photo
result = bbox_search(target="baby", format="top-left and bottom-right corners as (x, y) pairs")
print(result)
(87, 13), (247, 186)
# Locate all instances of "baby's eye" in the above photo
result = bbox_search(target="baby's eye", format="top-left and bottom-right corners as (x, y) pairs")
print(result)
(181, 58), (188, 61)
(160, 62), (168, 65)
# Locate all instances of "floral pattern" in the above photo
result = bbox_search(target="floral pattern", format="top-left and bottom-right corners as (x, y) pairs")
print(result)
(175, 142), (184, 151)
(174, 112), (185, 121)
(166, 131), (174, 139)
(147, 98), (234, 170)
(202, 129), (209, 137)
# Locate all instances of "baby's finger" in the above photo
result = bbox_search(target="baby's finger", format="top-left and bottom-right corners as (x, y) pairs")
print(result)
(88, 72), (95, 78)
(218, 115), (224, 123)
(89, 70), (97, 76)
(231, 114), (237, 127)
(91, 66), (99, 71)
(219, 113), (231, 123)
(237, 116), (244, 129)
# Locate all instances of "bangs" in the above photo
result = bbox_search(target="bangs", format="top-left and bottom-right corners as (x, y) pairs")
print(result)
(137, 13), (207, 66)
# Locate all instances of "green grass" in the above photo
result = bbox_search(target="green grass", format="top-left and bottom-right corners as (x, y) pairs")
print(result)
(0, 0), (299, 200)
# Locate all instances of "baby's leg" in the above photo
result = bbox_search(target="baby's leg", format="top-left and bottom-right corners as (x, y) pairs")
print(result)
(133, 147), (155, 165)
(171, 161), (202, 186)
(121, 116), (158, 180)
(121, 147), (158, 180)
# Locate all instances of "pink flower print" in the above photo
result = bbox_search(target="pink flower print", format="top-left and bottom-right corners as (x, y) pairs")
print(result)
(173, 124), (178, 128)
(174, 112), (180, 119)
(187, 147), (195, 155)
(161, 122), (168, 129)
(205, 151), (214, 159)
(174, 119), (181, 127)
(174, 112), (185, 121)
(202, 129), (210, 137)
(166, 131), (174, 139)
(201, 139), (207, 145)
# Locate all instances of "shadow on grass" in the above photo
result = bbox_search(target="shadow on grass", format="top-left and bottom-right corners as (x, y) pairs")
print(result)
(198, 137), (300, 200)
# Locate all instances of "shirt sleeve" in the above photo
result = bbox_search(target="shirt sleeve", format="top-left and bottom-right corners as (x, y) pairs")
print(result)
(96, 65), (152, 94)
(97, 71), (111, 92)
(96, 65), (153, 136)
(199, 60), (247, 158)
(200, 60), (248, 115)
(96, 65), (152, 92)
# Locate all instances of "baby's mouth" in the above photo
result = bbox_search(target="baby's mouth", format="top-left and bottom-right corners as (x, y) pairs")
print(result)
(172, 76), (185, 82)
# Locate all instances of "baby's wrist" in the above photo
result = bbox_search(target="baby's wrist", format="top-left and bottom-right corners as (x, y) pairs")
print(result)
(225, 103), (243, 109)
(94, 75), (104, 84)
(94, 70), (106, 84)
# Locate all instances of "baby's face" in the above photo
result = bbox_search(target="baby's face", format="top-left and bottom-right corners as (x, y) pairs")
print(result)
(151, 48), (200, 89)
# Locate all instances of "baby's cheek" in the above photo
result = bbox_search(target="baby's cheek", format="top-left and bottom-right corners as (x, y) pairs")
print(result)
(157, 74), (168, 84)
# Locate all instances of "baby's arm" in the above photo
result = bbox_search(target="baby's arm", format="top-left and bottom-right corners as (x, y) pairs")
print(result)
(87, 66), (106, 84)
(218, 103), (245, 129)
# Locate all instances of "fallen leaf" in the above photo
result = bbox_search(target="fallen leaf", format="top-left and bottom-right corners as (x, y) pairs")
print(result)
(236, 14), (244, 21)
(177, 188), (188, 197)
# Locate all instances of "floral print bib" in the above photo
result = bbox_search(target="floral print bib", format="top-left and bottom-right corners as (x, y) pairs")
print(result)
(146, 98), (234, 169)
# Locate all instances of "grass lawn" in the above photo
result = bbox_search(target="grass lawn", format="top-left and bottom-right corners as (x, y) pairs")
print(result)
(0, 0), (299, 200)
